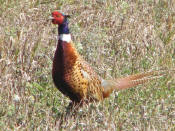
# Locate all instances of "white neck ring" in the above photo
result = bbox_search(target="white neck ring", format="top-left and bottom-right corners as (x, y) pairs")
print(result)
(59, 34), (71, 43)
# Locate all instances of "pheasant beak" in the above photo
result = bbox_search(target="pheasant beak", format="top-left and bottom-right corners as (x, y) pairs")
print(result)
(48, 16), (54, 20)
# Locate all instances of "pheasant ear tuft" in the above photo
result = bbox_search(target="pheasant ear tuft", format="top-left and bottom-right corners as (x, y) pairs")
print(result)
(65, 15), (71, 18)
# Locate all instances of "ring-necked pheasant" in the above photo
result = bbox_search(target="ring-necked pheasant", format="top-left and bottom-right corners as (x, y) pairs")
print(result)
(50, 11), (165, 106)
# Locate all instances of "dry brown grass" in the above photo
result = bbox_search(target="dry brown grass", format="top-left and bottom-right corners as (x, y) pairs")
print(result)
(0, 0), (175, 130)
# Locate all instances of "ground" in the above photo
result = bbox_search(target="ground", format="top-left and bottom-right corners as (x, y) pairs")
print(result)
(0, 0), (175, 130)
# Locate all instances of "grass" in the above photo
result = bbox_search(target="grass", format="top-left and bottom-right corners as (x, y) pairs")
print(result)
(0, 0), (175, 130)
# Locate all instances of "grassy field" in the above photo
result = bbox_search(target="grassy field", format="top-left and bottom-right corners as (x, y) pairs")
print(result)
(0, 0), (175, 130)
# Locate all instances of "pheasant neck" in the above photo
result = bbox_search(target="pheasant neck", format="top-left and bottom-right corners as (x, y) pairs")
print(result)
(58, 19), (69, 35)
(58, 19), (71, 43)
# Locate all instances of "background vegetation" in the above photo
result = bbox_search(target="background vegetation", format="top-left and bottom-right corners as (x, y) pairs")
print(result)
(0, 0), (175, 130)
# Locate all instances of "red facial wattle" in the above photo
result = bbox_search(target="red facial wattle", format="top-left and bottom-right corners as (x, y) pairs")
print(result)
(51, 11), (64, 25)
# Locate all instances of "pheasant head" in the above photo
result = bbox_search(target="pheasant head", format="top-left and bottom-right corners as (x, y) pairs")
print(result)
(50, 11), (71, 36)
(50, 11), (70, 25)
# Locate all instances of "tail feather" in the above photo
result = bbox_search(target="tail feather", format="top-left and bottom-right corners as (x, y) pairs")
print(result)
(118, 70), (165, 81)
(114, 70), (166, 90)
(114, 74), (163, 90)
(102, 70), (168, 98)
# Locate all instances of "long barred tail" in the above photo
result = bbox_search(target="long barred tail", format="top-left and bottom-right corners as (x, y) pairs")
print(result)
(114, 70), (167, 90)
(102, 69), (174, 98)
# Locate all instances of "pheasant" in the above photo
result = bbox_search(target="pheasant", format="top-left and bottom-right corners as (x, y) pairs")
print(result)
(50, 11), (165, 107)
